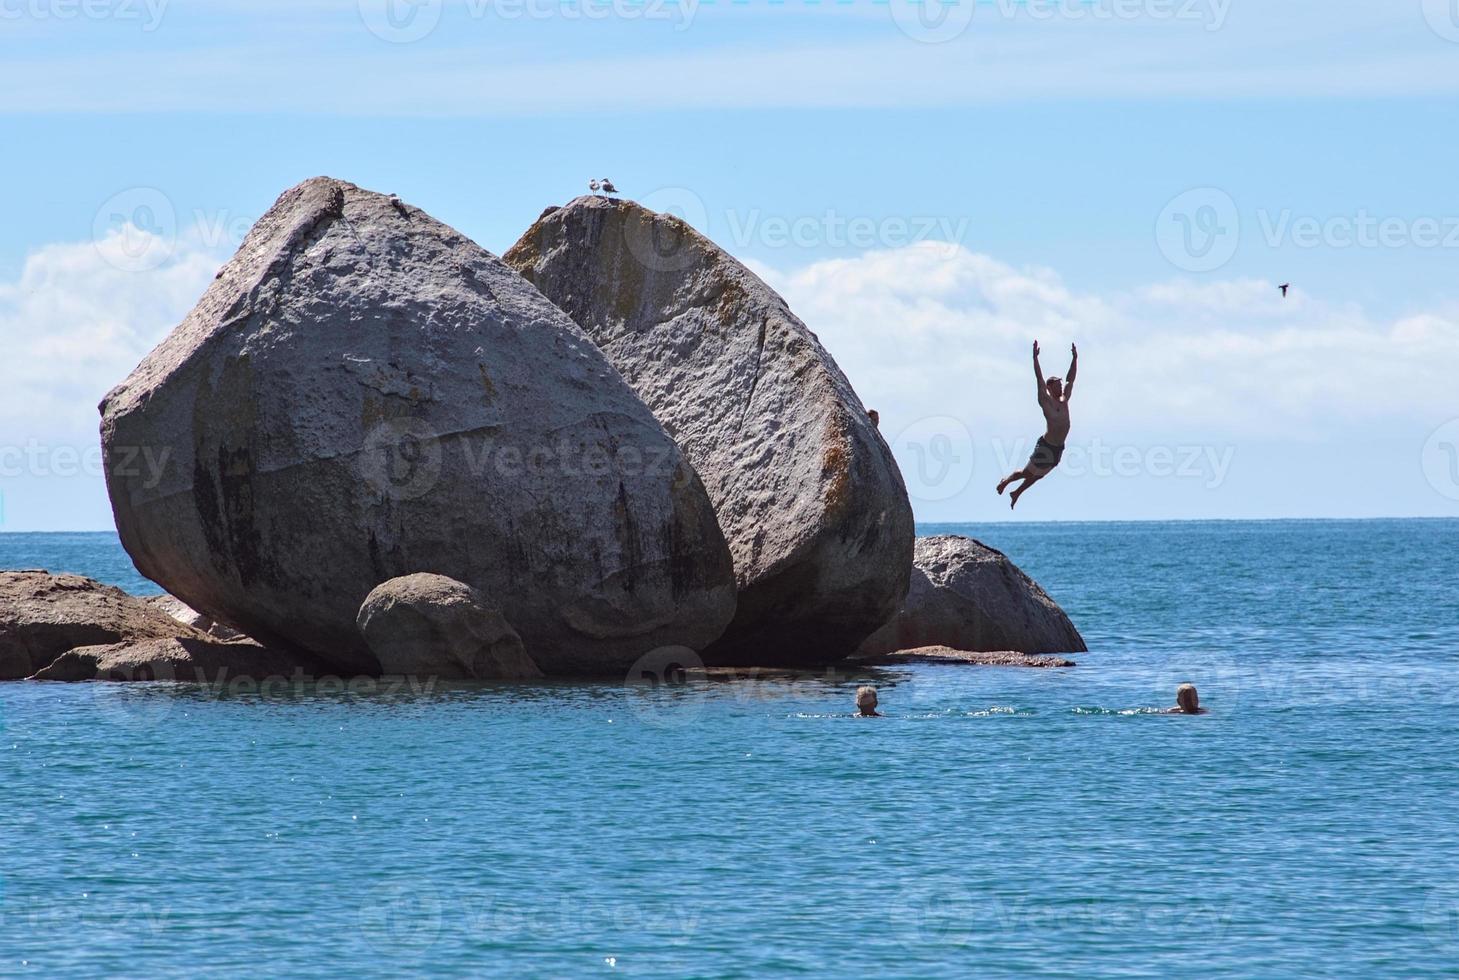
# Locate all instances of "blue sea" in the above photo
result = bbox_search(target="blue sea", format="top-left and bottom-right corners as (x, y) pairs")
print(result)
(2, 520), (1457, 977)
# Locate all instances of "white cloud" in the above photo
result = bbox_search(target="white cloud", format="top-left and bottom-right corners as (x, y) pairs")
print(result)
(0, 227), (222, 446)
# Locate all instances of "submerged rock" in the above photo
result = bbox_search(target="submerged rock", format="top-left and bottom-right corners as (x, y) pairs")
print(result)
(506, 196), (914, 665)
(32, 637), (330, 683)
(101, 177), (736, 676)
(0, 571), (208, 680)
(357, 573), (542, 680)
(856, 536), (1086, 657)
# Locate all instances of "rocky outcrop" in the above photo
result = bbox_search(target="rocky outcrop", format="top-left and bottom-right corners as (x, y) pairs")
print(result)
(357, 573), (541, 679)
(31, 637), (330, 682)
(857, 536), (1086, 657)
(144, 594), (244, 640)
(854, 645), (1076, 668)
(506, 196), (914, 665)
(0, 571), (209, 680)
(100, 178), (736, 676)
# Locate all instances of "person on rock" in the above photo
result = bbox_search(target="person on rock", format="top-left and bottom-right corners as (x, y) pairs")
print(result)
(997, 341), (1076, 510)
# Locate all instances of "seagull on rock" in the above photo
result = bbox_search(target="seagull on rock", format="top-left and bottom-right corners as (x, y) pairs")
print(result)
(589, 179), (600, 194)
(600, 178), (618, 196)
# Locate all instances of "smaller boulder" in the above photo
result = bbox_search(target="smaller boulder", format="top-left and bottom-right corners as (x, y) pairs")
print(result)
(857, 536), (1086, 657)
(0, 571), (210, 680)
(357, 574), (542, 680)
(31, 637), (331, 683)
(144, 594), (244, 640)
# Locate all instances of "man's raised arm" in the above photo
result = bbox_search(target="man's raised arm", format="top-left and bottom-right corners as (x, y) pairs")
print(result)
(1064, 343), (1078, 400)
(1033, 340), (1047, 402)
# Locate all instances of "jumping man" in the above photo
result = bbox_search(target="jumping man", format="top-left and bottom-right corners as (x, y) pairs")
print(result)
(997, 340), (1077, 509)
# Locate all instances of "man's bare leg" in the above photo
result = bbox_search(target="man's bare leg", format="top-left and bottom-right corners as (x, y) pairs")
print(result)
(1009, 473), (1044, 509)
(997, 470), (1026, 495)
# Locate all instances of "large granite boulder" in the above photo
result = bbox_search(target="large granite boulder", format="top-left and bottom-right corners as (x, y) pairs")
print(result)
(101, 178), (736, 676)
(357, 573), (542, 680)
(857, 536), (1086, 657)
(506, 196), (914, 665)
(0, 571), (209, 680)
(32, 637), (330, 683)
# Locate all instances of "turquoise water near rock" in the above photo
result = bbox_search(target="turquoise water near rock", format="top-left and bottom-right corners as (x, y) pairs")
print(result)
(2, 520), (1458, 976)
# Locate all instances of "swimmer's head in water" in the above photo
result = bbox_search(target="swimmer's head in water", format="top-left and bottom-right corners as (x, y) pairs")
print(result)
(855, 686), (879, 715)
(1176, 684), (1200, 714)
(1045, 377), (1064, 399)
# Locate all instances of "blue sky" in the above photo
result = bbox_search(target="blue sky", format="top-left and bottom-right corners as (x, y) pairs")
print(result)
(3, 0), (1459, 529)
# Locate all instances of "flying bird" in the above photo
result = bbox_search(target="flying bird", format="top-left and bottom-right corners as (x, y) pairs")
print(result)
(600, 178), (618, 195)
(1279, 283), (1290, 298)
